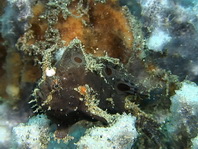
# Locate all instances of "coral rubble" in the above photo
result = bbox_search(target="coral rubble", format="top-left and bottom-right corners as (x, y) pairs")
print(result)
(139, 0), (198, 83)
(0, 102), (30, 148)
(167, 81), (198, 148)
(76, 114), (138, 149)
(12, 114), (50, 149)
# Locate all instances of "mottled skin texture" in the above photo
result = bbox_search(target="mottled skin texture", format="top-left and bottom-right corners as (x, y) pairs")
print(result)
(36, 42), (139, 125)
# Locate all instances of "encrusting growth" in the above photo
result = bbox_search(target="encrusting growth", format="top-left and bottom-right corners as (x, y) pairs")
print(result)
(16, 0), (180, 147)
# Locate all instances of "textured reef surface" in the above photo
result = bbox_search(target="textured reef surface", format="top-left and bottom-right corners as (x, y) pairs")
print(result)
(0, 0), (198, 149)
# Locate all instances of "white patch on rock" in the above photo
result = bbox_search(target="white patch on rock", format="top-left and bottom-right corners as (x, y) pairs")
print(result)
(168, 81), (198, 133)
(147, 28), (172, 51)
(6, 84), (20, 97)
(192, 135), (198, 149)
(191, 64), (198, 75)
(76, 113), (138, 149)
(12, 115), (50, 149)
(171, 81), (198, 115)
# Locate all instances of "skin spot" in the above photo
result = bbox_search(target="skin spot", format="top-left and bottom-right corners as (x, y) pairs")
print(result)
(74, 57), (83, 63)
